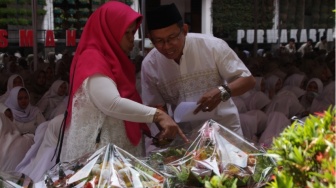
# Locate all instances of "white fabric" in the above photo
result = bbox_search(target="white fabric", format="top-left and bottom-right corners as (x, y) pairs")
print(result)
(36, 80), (68, 120)
(310, 81), (335, 113)
(0, 113), (34, 171)
(300, 78), (324, 111)
(245, 91), (270, 111)
(232, 97), (247, 113)
(0, 74), (24, 103)
(16, 115), (64, 182)
(285, 43), (296, 53)
(264, 75), (282, 99)
(258, 111), (291, 148)
(0, 102), (8, 113)
(298, 43), (313, 56)
(239, 113), (258, 143)
(278, 85), (306, 99)
(62, 75), (156, 162)
(50, 96), (68, 118)
(265, 90), (305, 119)
(315, 41), (328, 51)
(283, 73), (306, 88)
(141, 33), (251, 136)
(15, 121), (49, 173)
(4, 86), (46, 134)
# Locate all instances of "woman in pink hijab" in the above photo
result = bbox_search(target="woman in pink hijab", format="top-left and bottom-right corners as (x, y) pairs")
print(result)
(62, 1), (187, 162)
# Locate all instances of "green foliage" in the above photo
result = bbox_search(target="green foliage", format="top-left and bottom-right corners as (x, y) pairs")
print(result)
(0, 0), (15, 4)
(267, 107), (336, 188)
(212, 0), (274, 40)
(204, 174), (238, 188)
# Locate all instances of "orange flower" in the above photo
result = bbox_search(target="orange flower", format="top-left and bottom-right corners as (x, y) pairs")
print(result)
(316, 152), (323, 163)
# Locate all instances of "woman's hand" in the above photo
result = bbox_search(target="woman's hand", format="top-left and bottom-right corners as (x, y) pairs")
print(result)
(153, 109), (189, 143)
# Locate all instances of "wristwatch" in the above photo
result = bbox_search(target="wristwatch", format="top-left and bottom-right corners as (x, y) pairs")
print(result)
(218, 85), (231, 102)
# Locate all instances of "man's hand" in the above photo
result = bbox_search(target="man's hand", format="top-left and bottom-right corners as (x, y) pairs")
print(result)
(193, 87), (222, 114)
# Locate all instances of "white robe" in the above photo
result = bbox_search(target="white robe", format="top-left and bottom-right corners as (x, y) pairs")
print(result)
(142, 33), (252, 136)
(0, 113), (34, 171)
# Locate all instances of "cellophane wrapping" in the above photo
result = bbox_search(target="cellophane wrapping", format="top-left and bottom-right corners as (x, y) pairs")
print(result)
(149, 119), (275, 187)
(43, 144), (166, 188)
(0, 171), (33, 188)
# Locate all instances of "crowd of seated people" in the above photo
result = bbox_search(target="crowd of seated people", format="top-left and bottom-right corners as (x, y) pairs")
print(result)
(0, 44), (334, 182)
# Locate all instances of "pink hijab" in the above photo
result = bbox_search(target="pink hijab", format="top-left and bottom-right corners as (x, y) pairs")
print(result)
(67, 1), (148, 146)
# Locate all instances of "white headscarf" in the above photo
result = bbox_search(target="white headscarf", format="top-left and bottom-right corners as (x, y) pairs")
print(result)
(265, 90), (305, 119)
(4, 86), (40, 123)
(283, 73), (306, 88)
(0, 74), (24, 103)
(0, 113), (34, 171)
(245, 91), (270, 111)
(258, 111), (291, 148)
(0, 102), (9, 113)
(16, 114), (63, 182)
(310, 81), (335, 114)
(36, 80), (68, 120)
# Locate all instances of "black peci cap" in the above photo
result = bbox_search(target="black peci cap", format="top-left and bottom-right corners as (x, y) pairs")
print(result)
(146, 3), (182, 31)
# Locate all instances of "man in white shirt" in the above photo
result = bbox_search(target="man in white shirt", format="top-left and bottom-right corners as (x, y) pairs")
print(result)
(141, 3), (255, 136)
(285, 38), (297, 54)
(315, 36), (328, 51)
(298, 39), (314, 57)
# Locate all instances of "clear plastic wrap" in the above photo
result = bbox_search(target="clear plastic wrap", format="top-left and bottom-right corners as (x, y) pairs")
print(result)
(0, 171), (33, 188)
(43, 144), (166, 188)
(149, 120), (275, 187)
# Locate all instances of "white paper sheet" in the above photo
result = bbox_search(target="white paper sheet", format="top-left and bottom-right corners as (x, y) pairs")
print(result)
(173, 102), (217, 123)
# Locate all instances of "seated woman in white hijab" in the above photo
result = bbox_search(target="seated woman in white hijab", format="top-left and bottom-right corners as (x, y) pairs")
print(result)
(265, 90), (305, 119)
(310, 81), (335, 114)
(283, 73), (307, 89)
(0, 102), (13, 121)
(0, 106), (34, 172)
(15, 121), (49, 173)
(0, 74), (24, 103)
(240, 91), (270, 143)
(36, 80), (68, 120)
(245, 91), (270, 112)
(258, 111), (291, 148)
(231, 96), (248, 114)
(49, 96), (68, 119)
(264, 74), (283, 100)
(4, 86), (46, 134)
(16, 115), (63, 182)
(300, 78), (324, 112)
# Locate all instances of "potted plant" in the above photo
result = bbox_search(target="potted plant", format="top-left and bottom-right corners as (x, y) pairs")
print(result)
(54, 7), (63, 15)
(78, 8), (90, 16)
(78, 0), (89, 5)
(67, 8), (76, 16)
(67, 17), (77, 24)
(54, 0), (63, 4)
(79, 18), (88, 25)
(267, 107), (335, 188)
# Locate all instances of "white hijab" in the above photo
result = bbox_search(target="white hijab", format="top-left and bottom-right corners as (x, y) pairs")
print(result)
(16, 114), (63, 182)
(36, 80), (68, 120)
(0, 74), (24, 103)
(0, 113), (34, 171)
(4, 86), (40, 123)
(310, 81), (335, 114)
(283, 73), (306, 88)
(258, 111), (291, 148)
(0, 102), (9, 113)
